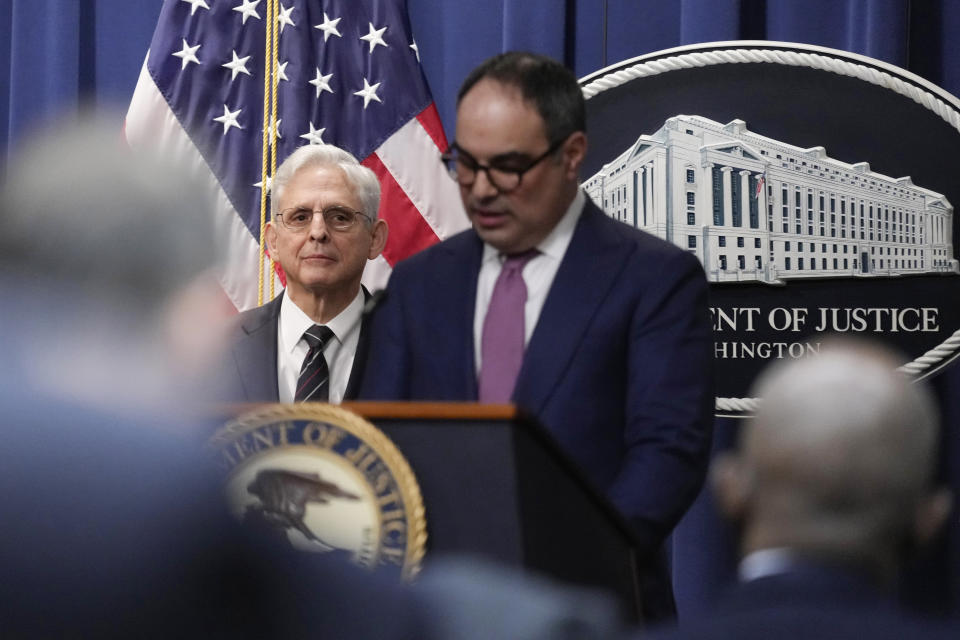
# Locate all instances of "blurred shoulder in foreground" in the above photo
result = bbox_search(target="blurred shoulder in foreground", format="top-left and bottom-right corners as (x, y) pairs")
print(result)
(642, 338), (957, 640)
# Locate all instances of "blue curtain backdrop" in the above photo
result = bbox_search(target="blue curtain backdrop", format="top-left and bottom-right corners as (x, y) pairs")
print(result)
(2, 0), (958, 618)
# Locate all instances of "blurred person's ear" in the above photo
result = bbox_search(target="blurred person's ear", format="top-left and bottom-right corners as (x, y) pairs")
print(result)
(913, 488), (952, 546)
(711, 453), (752, 523)
(160, 270), (234, 381)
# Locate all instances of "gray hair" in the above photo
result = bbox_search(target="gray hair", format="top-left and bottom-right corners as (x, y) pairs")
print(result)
(746, 338), (940, 548)
(0, 114), (218, 310)
(270, 144), (381, 221)
(0, 113), (229, 408)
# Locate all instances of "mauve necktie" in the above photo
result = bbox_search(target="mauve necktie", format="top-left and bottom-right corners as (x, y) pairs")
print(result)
(478, 249), (539, 402)
(295, 324), (335, 402)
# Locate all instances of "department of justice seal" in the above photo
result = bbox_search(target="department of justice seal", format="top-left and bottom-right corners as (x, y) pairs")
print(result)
(581, 41), (960, 416)
(209, 404), (426, 581)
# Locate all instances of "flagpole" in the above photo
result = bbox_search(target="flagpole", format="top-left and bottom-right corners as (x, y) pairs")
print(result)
(257, 0), (277, 306)
(268, 0), (280, 302)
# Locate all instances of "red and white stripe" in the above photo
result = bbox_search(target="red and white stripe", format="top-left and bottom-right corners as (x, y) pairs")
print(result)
(361, 102), (467, 289)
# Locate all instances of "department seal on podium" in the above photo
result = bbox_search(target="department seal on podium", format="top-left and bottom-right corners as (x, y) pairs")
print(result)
(210, 404), (426, 581)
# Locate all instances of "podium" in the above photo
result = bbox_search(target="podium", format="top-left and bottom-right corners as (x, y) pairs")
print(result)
(342, 401), (644, 620)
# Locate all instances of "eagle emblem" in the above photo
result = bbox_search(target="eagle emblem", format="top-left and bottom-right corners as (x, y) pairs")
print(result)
(244, 468), (359, 550)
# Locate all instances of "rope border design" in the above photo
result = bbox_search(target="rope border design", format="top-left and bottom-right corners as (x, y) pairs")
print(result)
(580, 46), (960, 414)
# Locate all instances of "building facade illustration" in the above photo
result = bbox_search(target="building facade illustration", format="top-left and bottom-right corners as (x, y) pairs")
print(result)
(584, 115), (958, 283)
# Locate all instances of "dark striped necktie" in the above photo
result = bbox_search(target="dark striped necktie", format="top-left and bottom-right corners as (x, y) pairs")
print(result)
(295, 324), (335, 403)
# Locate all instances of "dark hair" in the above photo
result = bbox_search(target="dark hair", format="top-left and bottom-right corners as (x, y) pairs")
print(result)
(457, 51), (585, 145)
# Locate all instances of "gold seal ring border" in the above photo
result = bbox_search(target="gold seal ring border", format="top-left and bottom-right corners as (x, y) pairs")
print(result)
(211, 403), (428, 582)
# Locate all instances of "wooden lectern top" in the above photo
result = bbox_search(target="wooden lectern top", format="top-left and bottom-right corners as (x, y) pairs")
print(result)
(341, 402), (517, 421)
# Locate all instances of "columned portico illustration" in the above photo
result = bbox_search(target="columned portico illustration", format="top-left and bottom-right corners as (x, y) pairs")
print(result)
(584, 115), (958, 283)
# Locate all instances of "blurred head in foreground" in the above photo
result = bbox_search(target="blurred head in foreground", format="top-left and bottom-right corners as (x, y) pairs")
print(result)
(712, 338), (951, 584)
(0, 114), (228, 412)
(0, 116), (433, 639)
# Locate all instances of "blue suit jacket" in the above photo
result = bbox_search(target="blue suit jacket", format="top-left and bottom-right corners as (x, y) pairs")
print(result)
(361, 197), (714, 552)
(222, 290), (370, 403)
(644, 563), (958, 640)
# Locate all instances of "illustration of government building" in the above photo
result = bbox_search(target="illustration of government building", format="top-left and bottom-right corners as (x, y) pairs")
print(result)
(584, 115), (958, 283)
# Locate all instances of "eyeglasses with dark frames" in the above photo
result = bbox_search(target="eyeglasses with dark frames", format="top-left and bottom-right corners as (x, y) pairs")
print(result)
(276, 206), (372, 233)
(441, 137), (567, 193)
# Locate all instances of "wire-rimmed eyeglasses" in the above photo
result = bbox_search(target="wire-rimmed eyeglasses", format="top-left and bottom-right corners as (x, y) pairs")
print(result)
(276, 206), (372, 233)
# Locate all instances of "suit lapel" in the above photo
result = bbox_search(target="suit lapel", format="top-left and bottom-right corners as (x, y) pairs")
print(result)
(437, 232), (483, 399)
(344, 287), (372, 400)
(513, 200), (635, 413)
(232, 293), (282, 402)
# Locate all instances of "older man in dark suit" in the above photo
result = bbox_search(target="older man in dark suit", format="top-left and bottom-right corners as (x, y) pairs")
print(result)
(361, 52), (714, 594)
(224, 144), (388, 404)
(645, 339), (956, 639)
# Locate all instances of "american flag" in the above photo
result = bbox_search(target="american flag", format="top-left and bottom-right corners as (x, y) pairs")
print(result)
(126, 0), (465, 311)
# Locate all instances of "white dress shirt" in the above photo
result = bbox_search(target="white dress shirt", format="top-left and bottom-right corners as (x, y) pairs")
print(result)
(473, 190), (585, 374)
(738, 548), (798, 582)
(276, 289), (364, 403)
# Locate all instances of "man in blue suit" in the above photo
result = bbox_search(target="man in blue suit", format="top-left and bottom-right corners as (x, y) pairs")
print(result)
(645, 339), (956, 639)
(361, 52), (714, 564)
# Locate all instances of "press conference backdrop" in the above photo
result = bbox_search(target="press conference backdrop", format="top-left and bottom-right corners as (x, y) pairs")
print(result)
(1, 0), (958, 617)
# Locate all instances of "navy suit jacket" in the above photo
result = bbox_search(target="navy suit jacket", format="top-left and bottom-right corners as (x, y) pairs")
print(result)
(222, 290), (370, 403)
(361, 196), (714, 552)
(644, 563), (958, 640)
